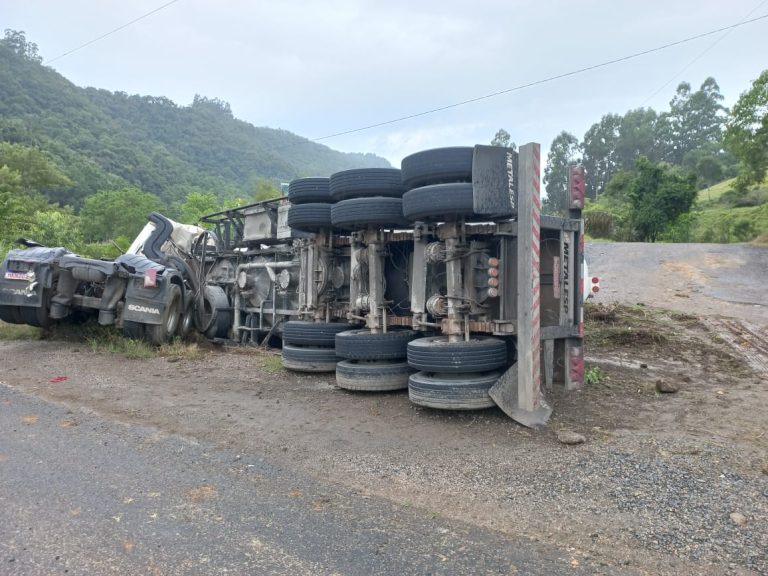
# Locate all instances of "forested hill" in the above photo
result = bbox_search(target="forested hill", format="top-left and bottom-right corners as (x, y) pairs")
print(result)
(0, 33), (388, 208)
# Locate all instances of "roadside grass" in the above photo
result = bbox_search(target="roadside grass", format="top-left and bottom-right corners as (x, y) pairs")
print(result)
(692, 203), (768, 243)
(157, 338), (206, 361)
(258, 352), (283, 373)
(693, 177), (768, 243)
(0, 318), (205, 360)
(85, 328), (155, 359)
(0, 321), (44, 340)
(584, 365), (605, 385)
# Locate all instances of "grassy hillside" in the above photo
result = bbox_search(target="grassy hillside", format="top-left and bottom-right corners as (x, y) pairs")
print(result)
(693, 178), (768, 243)
(0, 36), (388, 209)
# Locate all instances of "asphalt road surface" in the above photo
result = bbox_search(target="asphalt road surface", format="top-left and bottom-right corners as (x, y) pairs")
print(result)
(586, 242), (768, 325)
(1, 385), (598, 576)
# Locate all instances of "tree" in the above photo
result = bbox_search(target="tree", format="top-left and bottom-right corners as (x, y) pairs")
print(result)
(80, 188), (163, 242)
(666, 77), (726, 164)
(179, 191), (220, 224)
(490, 129), (516, 150)
(581, 114), (622, 198)
(543, 131), (580, 215)
(1, 29), (42, 63)
(254, 179), (281, 201)
(25, 209), (83, 248)
(192, 95), (233, 117)
(627, 158), (697, 242)
(616, 108), (666, 168)
(724, 70), (768, 192)
(0, 142), (71, 195)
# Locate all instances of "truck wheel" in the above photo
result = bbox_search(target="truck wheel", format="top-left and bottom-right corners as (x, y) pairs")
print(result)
(0, 306), (24, 325)
(281, 343), (337, 372)
(288, 177), (332, 204)
(19, 305), (49, 328)
(407, 336), (507, 373)
(401, 147), (473, 189)
(287, 203), (333, 231)
(147, 284), (182, 345)
(123, 320), (145, 340)
(336, 359), (413, 392)
(408, 371), (500, 410)
(196, 285), (231, 339)
(329, 168), (405, 201)
(18, 284), (56, 328)
(177, 295), (195, 339)
(335, 329), (418, 360)
(330, 197), (410, 230)
(402, 183), (475, 222)
(283, 321), (359, 347)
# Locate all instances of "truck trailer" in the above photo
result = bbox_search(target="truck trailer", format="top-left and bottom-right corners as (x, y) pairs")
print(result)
(0, 143), (592, 426)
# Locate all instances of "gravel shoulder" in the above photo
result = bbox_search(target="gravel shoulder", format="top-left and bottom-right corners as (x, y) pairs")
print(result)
(1, 242), (767, 575)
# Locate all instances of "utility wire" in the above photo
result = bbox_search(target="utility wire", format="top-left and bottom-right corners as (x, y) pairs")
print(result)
(45, 0), (181, 65)
(312, 13), (768, 142)
(640, 0), (768, 106)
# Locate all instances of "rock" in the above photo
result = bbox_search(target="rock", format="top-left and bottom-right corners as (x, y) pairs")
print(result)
(681, 375), (692, 383)
(639, 363), (648, 369)
(656, 379), (678, 393)
(730, 512), (747, 526)
(557, 431), (586, 445)
(761, 463), (768, 476)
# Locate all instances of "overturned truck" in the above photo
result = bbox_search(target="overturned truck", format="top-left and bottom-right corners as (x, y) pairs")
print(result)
(0, 144), (592, 426)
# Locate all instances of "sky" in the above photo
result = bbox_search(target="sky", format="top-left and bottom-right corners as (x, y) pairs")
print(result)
(4, 0), (768, 166)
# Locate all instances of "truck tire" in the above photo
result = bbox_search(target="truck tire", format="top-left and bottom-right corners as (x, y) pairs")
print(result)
(282, 343), (337, 372)
(147, 284), (182, 345)
(408, 371), (500, 410)
(0, 306), (24, 325)
(402, 183), (475, 222)
(407, 336), (507, 373)
(330, 197), (410, 230)
(197, 285), (231, 339)
(19, 304), (51, 329)
(123, 320), (145, 340)
(335, 329), (418, 360)
(329, 168), (405, 201)
(18, 283), (56, 328)
(401, 147), (473, 189)
(283, 321), (359, 347)
(336, 360), (412, 392)
(177, 294), (195, 339)
(288, 177), (332, 204)
(287, 203), (332, 231)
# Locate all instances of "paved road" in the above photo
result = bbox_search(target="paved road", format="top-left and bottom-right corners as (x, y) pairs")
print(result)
(0, 385), (602, 576)
(587, 242), (768, 325)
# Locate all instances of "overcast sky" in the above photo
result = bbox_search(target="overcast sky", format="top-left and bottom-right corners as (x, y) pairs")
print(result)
(4, 0), (768, 165)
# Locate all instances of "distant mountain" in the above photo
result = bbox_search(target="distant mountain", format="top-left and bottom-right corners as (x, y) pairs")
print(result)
(0, 33), (389, 209)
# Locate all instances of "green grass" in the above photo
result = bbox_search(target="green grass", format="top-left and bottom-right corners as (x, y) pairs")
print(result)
(693, 176), (768, 243)
(696, 178), (737, 206)
(584, 366), (605, 385)
(0, 318), (205, 360)
(258, 353), (284, 373)
(0, 321), (44, 340)
(693, 202), (768, 243)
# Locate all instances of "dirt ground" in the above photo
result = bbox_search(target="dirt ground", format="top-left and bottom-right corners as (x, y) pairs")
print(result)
(1, 242), (767, 575)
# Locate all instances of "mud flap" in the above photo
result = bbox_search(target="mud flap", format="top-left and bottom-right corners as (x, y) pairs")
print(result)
(489, 364), (552, 428)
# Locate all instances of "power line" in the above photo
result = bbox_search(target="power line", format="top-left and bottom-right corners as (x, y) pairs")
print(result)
(640, 0), (768, 106)
(312, 13), (768, 142)
(45, 0), (182, 65)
